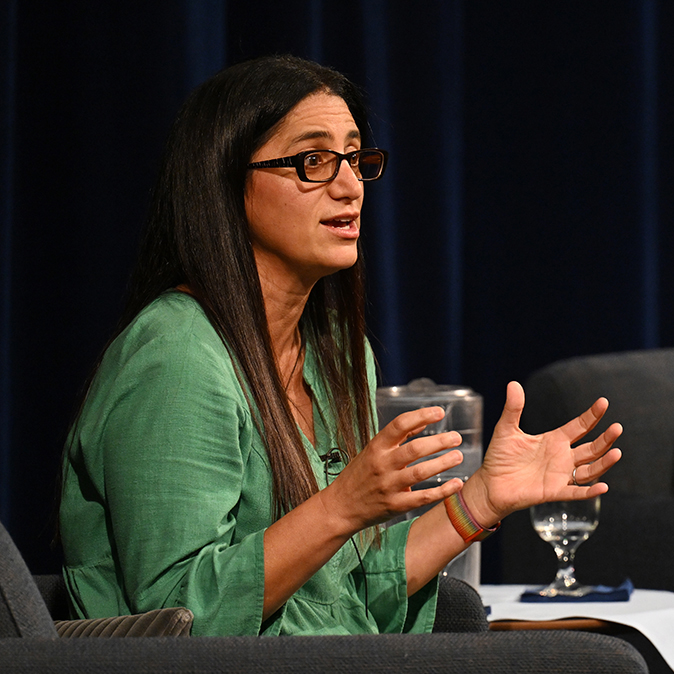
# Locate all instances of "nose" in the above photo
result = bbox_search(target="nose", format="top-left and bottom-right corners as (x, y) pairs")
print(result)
(328, 157), (364, 200)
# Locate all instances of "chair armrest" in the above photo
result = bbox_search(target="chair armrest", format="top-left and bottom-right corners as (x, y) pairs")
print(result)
(0, 631), (648, 673)
(433, 575), (489, 632)
(0, 523), (57, 638)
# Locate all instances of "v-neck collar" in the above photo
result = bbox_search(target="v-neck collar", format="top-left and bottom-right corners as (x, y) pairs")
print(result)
(300, 340), (341, 483)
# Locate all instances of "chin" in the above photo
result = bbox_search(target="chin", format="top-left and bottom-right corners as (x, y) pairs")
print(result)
(331, 253), (359, 273)
(314, 256), (358, 282)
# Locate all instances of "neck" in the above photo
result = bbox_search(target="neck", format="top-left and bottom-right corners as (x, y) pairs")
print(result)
(257, 269), (312, 379)
(257, 258), (314, 349)
(260, 266), (316, 444)
(257, 265), (316, 445)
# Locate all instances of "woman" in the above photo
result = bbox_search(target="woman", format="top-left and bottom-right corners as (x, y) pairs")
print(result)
(59, 55), (622, 636)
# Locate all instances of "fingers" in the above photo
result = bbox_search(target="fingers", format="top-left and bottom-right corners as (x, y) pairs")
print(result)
(399, 477), (465, 510)
(555, 481), (610, 502)
(398, 431), (463, 467)
(403, 449), (465, 485)
(559, 397), (610, 445)
(374, 407), (464, 471)
(573, 422), (623, 464)
(568, 420), (622, 487)
(572, 447), (622, 486)
(376, 406), (446, 448)
(495, 381), (525, 430)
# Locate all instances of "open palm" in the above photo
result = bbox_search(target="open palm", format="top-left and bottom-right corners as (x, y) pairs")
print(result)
(476, 381), (622, 520)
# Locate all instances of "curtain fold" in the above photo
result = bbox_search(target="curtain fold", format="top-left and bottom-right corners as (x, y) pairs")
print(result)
(361, 0), (403, 383)
(183, 0), (226, 91)
(0, 0), (17, 525)
(638, 0), (660, 348)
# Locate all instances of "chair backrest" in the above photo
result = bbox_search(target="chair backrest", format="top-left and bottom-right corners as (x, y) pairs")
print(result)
(521, 348), (674, 496)
(0, 520), (58, 638)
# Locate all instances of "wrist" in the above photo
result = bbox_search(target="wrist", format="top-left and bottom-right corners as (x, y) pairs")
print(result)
(458, 470), (505, 530)
(444, 489), (501, 543)
(315, 481), (364, 540)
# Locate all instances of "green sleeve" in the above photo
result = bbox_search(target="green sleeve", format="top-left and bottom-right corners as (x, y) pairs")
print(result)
(353, 348), (439, 633)
(98, 311), (266, 636)
(352, 521), (438, 634)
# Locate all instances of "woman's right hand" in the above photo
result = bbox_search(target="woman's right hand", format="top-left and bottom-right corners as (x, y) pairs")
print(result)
(263, 406), (464, 618)
(318, 406), (465, 535)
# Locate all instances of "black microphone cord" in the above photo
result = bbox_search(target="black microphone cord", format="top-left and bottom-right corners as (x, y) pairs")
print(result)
(319, 448), (370, 619)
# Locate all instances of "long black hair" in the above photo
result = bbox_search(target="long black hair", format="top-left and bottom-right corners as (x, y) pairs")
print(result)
(79, 55), (375, 521)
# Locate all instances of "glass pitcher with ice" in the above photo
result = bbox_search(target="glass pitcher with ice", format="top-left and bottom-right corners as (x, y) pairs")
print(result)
(376, 379), (483, 590)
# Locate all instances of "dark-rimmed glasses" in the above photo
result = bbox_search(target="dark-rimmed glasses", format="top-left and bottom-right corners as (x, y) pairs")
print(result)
(247, 148), (388, 183)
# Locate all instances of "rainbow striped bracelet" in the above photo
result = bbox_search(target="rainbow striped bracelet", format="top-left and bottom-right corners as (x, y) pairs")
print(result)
(444, 490), (501, 543)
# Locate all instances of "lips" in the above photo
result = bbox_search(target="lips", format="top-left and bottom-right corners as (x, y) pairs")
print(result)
(320, 215), (360, 239)
(321, 218), (355, 228)
(320, 212), (360, 228)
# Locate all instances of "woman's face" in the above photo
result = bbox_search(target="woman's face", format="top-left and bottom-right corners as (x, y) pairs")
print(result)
(245, 92), (364, 291)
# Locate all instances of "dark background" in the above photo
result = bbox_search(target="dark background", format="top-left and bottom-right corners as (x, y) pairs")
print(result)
(1, 1), (671, 583)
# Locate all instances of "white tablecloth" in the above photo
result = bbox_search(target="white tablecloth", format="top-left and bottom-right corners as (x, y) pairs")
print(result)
(480, 584), (674, 670)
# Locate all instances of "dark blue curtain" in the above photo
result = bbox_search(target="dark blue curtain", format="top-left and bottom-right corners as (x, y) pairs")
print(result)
(1, 1), (671, 582)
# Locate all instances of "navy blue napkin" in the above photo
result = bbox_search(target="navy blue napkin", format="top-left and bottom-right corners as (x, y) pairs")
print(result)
(520, 578), (634, 602)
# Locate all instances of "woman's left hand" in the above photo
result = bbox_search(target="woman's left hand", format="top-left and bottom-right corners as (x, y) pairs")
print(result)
(461, 381), (622, 528)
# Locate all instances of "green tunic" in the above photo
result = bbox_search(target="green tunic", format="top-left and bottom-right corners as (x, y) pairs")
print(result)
(60, 291), (438, 636)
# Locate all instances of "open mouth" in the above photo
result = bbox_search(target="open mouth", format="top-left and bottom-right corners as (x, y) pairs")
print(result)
(321, 218), (355, 229)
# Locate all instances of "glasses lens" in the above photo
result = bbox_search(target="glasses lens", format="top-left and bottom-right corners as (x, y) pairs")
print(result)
(300, 150), (385, 182)
(357, 151), (384, 180)
(303, 151), (338, 181)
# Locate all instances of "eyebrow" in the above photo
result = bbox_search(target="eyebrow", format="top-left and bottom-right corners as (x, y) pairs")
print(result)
(290, 129), (361, 145)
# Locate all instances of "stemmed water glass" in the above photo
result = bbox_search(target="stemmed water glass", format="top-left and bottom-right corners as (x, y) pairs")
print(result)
(529, 497), (600, 597)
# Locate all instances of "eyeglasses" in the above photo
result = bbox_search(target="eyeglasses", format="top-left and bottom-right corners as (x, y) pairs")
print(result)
(248, 148), (388, 183)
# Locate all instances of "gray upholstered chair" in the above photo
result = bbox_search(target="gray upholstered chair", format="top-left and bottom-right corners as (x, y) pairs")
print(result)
(0, 519), (649, 673)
